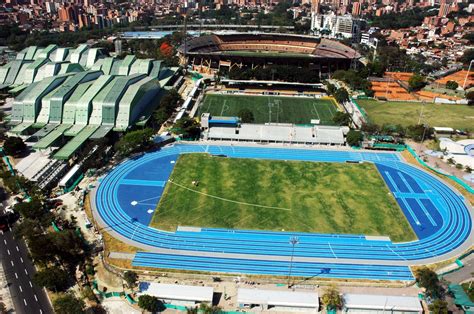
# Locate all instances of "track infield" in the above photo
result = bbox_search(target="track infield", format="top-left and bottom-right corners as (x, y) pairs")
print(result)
(150, 153), (416, 242)
(199, 94), (338, 125)
(357, 99), (474, 131)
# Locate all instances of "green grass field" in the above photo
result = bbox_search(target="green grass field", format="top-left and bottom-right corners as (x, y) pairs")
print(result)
(199, 94), (338, 125)
(357, 99), (474, 131)
(151, 154), (416, 242)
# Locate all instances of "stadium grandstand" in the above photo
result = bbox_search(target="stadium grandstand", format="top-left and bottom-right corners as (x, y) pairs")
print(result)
(178, 32), (360, 77)
(4, 44), (179, 160)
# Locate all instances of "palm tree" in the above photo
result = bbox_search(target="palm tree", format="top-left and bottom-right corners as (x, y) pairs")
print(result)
(322, 285), (343, 312)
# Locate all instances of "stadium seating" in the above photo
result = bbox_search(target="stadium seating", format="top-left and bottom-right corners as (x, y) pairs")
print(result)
(180, 34), (359, 59)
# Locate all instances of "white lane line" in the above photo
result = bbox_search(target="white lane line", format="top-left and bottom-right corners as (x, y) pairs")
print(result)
(7, 249), (10, 255)
(14, 273), (18, 279)
(20, 257), (23, 263)
(3, 239), (6, 244)
(16, 246), (19, 251)
(10, 260), (14, 267)
(34, 294), (38, 302)
(24, 269), (28, 275)
(29, 281), (33, 288)
(23, 299), (27, 306)
(19, 285), (22, 292)
(40, 309), (43, 314)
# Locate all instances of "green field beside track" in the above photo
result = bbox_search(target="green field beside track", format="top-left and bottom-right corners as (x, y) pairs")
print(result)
(151, 154), (416, 242)
(357, 99), (474, 131)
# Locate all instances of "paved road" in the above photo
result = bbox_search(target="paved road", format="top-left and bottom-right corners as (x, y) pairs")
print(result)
(0, 216), (53, 314)
(442, 255), (474, 284)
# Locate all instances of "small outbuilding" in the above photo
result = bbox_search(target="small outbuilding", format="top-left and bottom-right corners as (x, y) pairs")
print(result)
(237, 288), (319, 313)
(138, 282), (213, 307)
(342, 293), (423, 313)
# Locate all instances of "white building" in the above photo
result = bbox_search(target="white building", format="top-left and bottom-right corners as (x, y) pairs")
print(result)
(343, 293), (423, 313)
(137, 282), (213, 307)
(237, 288), (319, 313)
(439, 138), (474, 170)
(311, 12), (365, 40)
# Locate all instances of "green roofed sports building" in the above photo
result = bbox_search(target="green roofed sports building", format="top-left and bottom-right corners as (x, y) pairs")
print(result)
(6, 44), (179, 161)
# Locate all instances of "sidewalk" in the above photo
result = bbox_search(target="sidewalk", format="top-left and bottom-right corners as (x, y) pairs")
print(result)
(0, 263), (15, 313)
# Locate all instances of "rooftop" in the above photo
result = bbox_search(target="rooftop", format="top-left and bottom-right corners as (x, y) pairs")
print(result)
(237, 288), (319, 308)
(138, 282), (213, 302)
(343, 293), (422, 312)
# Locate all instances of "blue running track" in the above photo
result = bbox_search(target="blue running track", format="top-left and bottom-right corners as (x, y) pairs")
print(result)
(93, 144), (473, 281)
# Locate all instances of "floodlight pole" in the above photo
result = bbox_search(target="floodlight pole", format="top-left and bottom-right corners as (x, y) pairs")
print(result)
(287, 236), (299, 288)
(417, 100), (425, 125)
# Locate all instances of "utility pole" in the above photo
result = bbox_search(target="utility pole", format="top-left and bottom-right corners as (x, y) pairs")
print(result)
(287, 236), (299, 288)
(462, 60), (473, 90)
(417, 100), (425, 125)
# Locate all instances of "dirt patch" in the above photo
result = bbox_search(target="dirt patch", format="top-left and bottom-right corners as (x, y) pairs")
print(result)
(95, 258), (123, 290)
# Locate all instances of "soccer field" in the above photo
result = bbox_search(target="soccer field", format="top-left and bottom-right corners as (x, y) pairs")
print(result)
(198, 94), (338, 125)
(357, 99), (474, 131)
(151, 154), (416, 242)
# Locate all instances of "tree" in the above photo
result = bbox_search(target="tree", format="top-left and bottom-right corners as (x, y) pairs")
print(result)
(238, 108), (254, 123)
(173, 117), (201, 139)
(114, 128), (154, 156)
(415, 267), (443, 299)
(428, 299), (448, 314)
(326, 82), (337, 95)
(459, 49), (474, 66)
(445, 80), (458, 90)
(2, 136), (26, 157)
(198, 303), (222, 314)
(408, 74), (426, 91)
(406, 124), (433, 142)
(334, 88), (349, 104)
(321, 285), (343, 310)
(33, 266), (71, 292)
(346, 130), (363, 147)
(332, 112), (351, 126)
(85, 305), (107, 314)
(138, 295), (165, 312)
(466, 91), (474, 106)
(361, 123), (380, 134)
(123, 271), (138, 289)
(53, 294), (86, 314)
(14, 198), (44, 220)
(159, 42), (174, 58)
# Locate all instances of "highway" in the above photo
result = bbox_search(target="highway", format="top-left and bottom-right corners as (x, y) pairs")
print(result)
(0, 209), (53, 314)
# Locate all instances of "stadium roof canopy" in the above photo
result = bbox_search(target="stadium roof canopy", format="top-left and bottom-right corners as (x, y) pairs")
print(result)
(207, 124), (347, 145)
(179, 32), (360, 59)
(138, 282), (213, 303)
(343, 293), (422, 312)
(237, 288), (319, 309)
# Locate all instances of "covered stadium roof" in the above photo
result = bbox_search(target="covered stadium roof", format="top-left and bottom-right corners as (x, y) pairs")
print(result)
(179, 32), (360, 60)
(206, 124), (347, 145)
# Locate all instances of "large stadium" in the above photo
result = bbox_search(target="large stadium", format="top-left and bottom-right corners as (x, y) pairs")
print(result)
(178, 32), (360, 76)
(92, 143), (473, 281)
